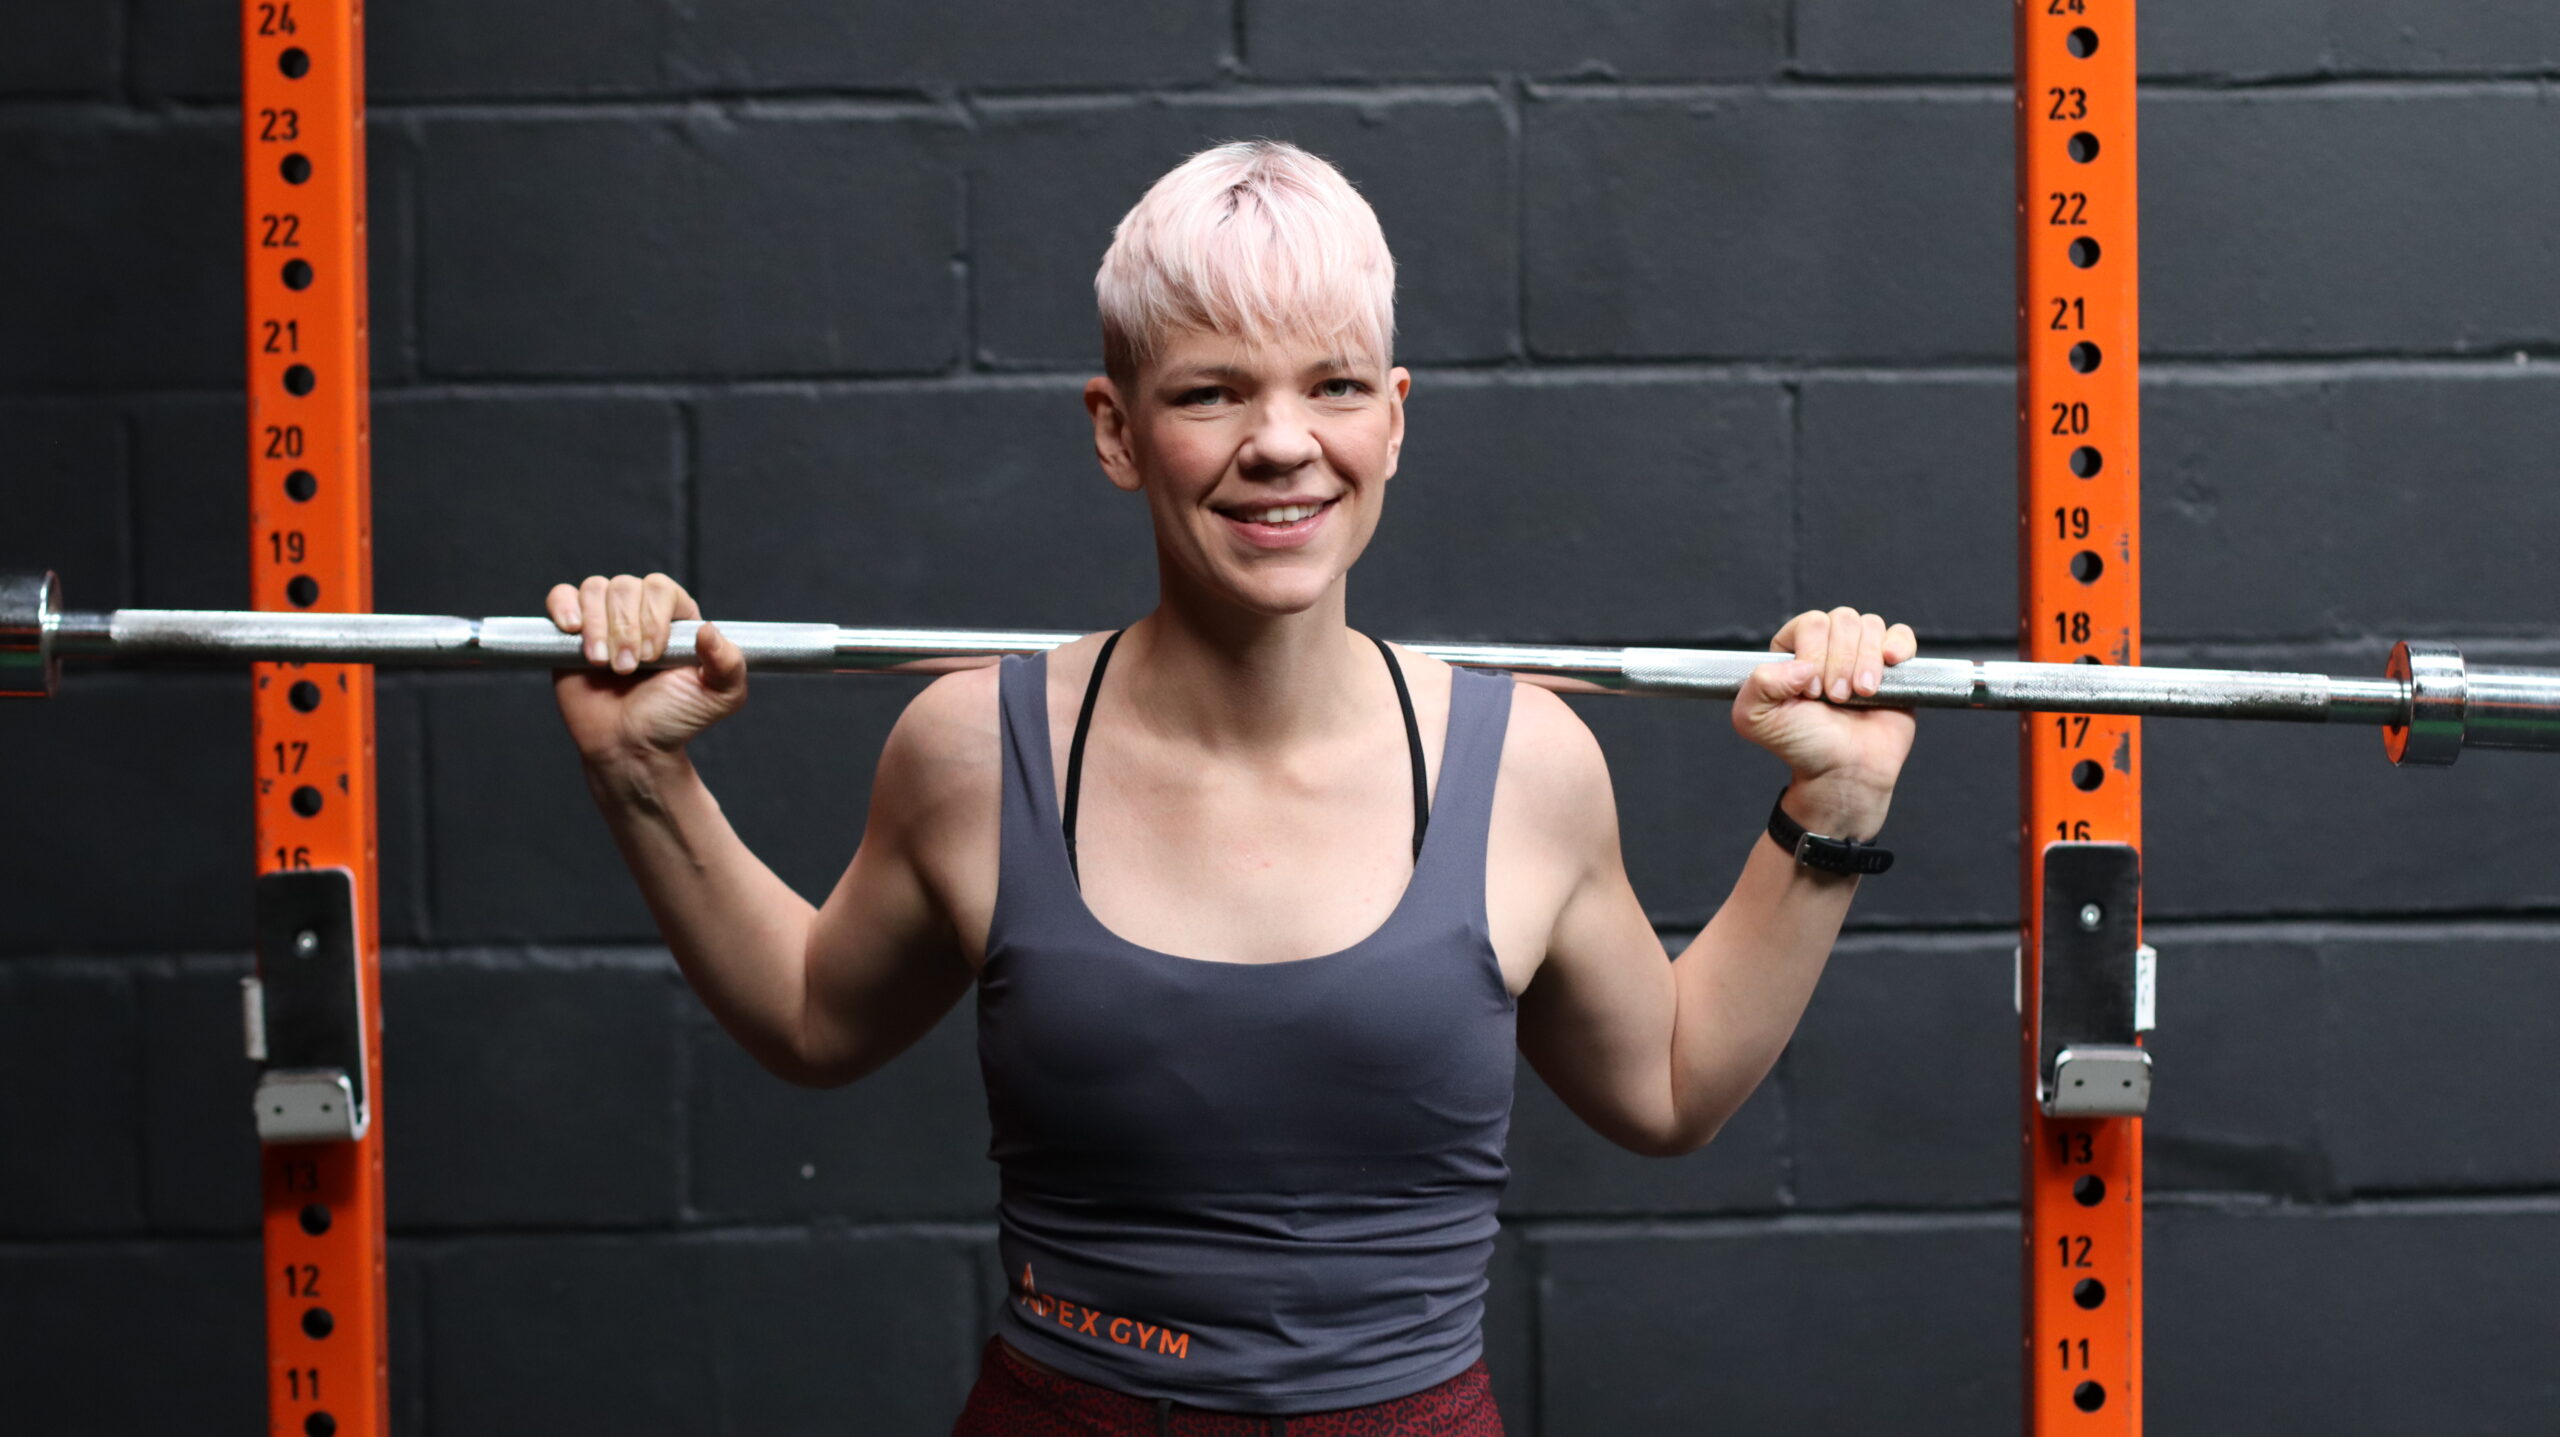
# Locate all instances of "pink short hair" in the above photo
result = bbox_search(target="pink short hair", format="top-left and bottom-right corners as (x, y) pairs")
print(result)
(1096, 139), (1397, 381)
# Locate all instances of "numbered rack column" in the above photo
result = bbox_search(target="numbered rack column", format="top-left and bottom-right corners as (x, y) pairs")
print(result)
(2016, 0), (2144, 1433)
(241, 1), (387, 1434)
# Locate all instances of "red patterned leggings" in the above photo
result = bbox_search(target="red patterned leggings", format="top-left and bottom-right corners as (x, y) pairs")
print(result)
(949, 1337), (1507, 1437)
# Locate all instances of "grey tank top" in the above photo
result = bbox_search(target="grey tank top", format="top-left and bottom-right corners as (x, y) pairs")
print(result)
(978, 649), (1519, 1414)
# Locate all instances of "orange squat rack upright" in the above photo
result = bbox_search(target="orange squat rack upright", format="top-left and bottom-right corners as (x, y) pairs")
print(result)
(2016, 0), (2145, 1432)
(240, 0), (390, 1433)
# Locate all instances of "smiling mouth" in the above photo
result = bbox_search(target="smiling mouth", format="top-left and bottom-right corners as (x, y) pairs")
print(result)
(1215, 498), (1337, 530)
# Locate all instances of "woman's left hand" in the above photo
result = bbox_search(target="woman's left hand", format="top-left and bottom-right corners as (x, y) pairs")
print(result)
(1732, 607), (1920, 830)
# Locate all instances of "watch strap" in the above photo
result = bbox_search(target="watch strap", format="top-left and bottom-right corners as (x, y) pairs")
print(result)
(1766, 787), (1894, 875)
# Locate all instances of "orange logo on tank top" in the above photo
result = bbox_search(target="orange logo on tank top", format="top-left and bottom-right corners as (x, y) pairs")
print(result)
(1014, 1263), (1193, 1360)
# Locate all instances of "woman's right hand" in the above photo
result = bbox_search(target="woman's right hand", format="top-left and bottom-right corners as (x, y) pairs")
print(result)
(546, 572), (748, 766)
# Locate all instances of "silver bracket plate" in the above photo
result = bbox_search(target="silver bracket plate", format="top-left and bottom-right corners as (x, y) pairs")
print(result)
(2047, 1044), (2153, 1117)
(251, 867), (369, 1143)
(255, 1069), (363, 1143)
(2038, 842), (2149, 1118)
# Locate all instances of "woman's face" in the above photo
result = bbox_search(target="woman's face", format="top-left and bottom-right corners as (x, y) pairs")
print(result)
(1086, 324), (1410, 618)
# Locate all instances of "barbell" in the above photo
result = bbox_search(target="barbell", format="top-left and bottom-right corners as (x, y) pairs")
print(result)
(5, 570), (2557, 767)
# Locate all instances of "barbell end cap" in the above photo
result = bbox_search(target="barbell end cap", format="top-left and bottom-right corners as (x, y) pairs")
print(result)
(2381, 639), (2466, 767)
(0, 570), (61, 699)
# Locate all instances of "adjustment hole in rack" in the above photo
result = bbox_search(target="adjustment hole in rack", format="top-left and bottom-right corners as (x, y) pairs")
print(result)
(2069, 132), (2100, 163)
(2069, 341), (2103, 373)
(2074, 1277), (2106, 1309)
(2074, 1174), (2106, 1206)
(285, 469), (318, 502)
(301, 1306), (334, 1339)
(2068, 237), (2102, 269)
(283, 259), (315, 291)
(2074, 655), (2103, 665)
(282, 153), (312, 185)
(2071, 550), (2104, 584)
(299, 1201), (332, 1234)
(284, 365), (317, 397)
(2074, 1381), (2107, 1413)
(279, 47), (311, 78)
(2070, 445), (2104, 478)
(2067, 27), (2099, 58)
(289, 680), (324, 713)
(292, 785), (324, 817)
(2071, 759), (2105, 791)
(287, 575), (321, 608)
(304, 1413), (337, 1437)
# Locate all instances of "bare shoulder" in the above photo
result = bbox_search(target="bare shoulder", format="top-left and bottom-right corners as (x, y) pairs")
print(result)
(876, 634), (1111, 830)
(1493, 679), (1618, 854)
(1376, 638), (1458, 714)
(872, 663), (1003, 831)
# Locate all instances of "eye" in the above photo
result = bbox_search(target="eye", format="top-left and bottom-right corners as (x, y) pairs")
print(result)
(1174, 386), (1227, 407)
(1316, 377), (1369, 399)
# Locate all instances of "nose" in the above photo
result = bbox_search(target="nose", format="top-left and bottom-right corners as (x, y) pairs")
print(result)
(1236, 393), (1320, 477)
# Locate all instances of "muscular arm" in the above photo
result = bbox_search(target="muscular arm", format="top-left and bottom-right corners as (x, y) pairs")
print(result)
(1509, 687), (1882, 1156)
(796, 668), (992, 1086)
(582, 668), (986, 1089)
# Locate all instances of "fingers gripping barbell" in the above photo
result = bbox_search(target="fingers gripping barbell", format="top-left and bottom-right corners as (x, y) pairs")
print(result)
(4, 570), (2556, 767)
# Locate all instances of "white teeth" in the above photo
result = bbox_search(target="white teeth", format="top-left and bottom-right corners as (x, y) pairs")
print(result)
(1237, 502), (1322, 524)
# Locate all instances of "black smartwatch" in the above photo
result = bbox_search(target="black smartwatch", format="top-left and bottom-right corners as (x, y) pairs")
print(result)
(1765, 788), (1894, 876)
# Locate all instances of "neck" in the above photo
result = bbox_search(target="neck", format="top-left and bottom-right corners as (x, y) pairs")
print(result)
(1119, 559), (1371, 751)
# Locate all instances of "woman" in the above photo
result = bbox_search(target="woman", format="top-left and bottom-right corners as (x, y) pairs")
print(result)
(547, 141), (1918, 1435)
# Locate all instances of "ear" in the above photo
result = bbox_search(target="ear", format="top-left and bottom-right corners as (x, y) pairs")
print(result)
(1381, 366), (1412, 481)
(1085, 375), (1143, 494)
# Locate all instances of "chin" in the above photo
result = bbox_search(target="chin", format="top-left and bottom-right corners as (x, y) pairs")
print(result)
(1230, 580), (1338, 616)
(1209, 563), (1344, 617)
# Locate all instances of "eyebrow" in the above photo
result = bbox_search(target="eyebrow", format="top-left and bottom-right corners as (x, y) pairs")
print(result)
(1161, 357), (1359, 386)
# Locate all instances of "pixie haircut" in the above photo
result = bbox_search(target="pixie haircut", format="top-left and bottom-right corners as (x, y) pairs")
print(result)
(1095, 139), (1396, 382)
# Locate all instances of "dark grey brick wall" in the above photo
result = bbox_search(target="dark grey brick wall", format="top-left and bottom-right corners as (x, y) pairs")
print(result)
(5, 3), (2558, 1432)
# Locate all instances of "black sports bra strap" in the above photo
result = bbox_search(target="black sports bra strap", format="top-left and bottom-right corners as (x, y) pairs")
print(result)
(1060, 630), (1430, 886)
(1372, 635), (1429, 861)
(1060, 628), (1123, 883)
